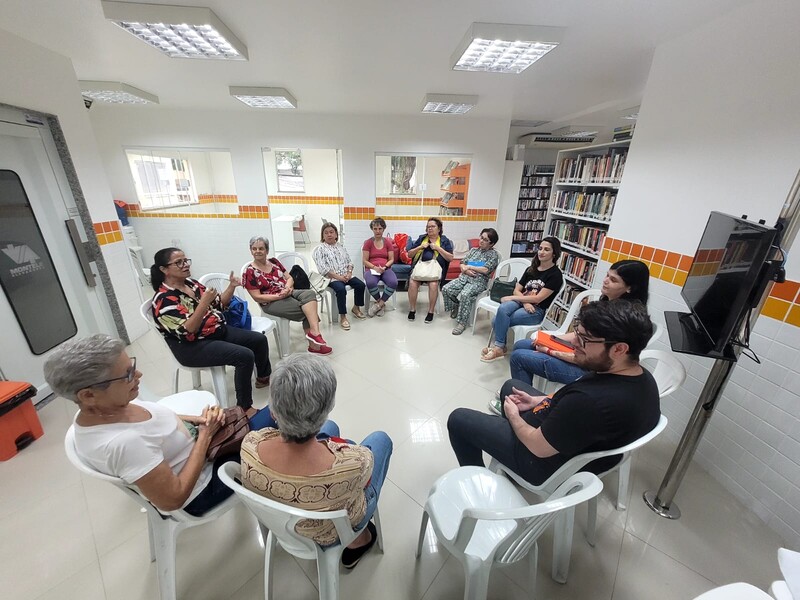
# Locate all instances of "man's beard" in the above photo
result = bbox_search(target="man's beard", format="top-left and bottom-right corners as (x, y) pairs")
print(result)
(575, 347), (614, 373)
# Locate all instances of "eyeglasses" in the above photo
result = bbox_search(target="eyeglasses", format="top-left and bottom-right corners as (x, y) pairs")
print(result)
(81, 357), (137, 390)
(572, 321), (620, 348)
(479, 236), (491, 242)
(167, 258), (192, 268)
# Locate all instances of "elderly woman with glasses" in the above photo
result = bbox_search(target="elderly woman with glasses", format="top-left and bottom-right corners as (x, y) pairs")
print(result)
(241, 354), (393, 570)
(150, 247), (271, 414)
(43, 334), (279, 515)
(441, 228), (500, 335)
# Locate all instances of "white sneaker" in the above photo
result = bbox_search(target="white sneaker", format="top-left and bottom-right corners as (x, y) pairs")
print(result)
(487, 398), (502, 415)
(368, 303), (380, 317)
(377, 305), (386, 317)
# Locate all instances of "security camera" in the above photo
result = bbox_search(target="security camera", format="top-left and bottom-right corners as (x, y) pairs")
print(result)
(83, 97), (93, 110)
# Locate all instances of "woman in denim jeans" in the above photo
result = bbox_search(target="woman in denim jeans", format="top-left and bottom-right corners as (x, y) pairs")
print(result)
(240, 354), (392, 569)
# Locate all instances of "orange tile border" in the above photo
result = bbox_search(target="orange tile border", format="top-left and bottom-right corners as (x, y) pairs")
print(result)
(652, 249), (667, 265)
(665, 252), (681, 269)
(771, 280), (800, 302)
(641, 246), (655, 261)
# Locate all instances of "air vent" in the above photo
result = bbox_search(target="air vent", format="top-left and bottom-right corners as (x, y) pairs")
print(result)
(511, 119), (550, 128)
(517, 132), (596, 148)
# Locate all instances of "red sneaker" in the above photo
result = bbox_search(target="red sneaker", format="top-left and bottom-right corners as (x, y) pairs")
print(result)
(306, 332), (327, 345)
(308, 344), (333, 356)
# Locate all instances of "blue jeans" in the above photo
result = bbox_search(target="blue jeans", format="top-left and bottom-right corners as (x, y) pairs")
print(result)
(317, 424), (393, 547)
(493, 301), (544, 348)
(510, 340), (588, 385)
(329, 278), (366, 314)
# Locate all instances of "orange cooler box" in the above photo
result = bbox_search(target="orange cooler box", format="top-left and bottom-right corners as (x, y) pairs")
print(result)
(0, 381), (42, 461)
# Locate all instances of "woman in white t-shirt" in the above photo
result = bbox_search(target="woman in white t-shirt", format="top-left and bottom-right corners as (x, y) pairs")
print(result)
(44, 334), (276, 516)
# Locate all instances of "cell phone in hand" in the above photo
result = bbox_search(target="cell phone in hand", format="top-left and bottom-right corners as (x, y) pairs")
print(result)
(550, 335), (576, 350)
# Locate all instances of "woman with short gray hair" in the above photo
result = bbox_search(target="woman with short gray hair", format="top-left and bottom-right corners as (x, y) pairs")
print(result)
(46, 333), (278, 516)
(242, 236), (332, 355)
(240, 354), (392, 569)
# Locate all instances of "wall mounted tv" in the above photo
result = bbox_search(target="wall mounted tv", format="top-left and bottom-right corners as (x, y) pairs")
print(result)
(676, 212), (776, 357)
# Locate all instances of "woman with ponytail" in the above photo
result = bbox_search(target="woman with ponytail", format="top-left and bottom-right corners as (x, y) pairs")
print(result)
(150, 248), (271, 415)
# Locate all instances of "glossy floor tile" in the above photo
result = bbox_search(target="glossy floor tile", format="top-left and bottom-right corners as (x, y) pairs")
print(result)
(0, 294), (789, 600)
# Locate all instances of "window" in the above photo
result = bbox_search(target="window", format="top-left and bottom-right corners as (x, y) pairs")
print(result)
(275, 149), (304, 193)
(390, 156), (417, 195)
(125, 150), (199, 210)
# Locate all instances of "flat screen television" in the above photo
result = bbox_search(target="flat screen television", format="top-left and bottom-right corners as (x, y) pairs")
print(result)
(679, 212), (776, 354)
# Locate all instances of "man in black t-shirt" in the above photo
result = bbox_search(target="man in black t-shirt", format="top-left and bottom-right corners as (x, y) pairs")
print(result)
(449, 300), (660, 485)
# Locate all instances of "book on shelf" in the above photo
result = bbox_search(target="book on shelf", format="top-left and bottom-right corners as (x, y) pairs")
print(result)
(441, 192), (453, 205)
(442, 160), (459, 175)
(548, 220), (607, 254)
(559, 252), (597, 286)
(557, 147), (629, 183)
(551, 189), (617, 220)
(523, 164), (556, 177)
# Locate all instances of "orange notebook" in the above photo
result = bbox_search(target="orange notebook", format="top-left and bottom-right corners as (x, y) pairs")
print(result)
(535, 332), (575, 353)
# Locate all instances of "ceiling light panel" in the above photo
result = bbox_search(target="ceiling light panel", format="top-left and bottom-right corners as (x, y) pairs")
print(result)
(451, 23), (565, 74)
(79, 81), (159, 104)
(553, 126), (600, 138)
(421, 94), (478, 114)
(101, 1), (248, 60)
(229, 87), (297, 109)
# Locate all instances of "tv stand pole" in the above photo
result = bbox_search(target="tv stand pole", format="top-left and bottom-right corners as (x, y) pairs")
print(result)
(645, 169), (800, 519)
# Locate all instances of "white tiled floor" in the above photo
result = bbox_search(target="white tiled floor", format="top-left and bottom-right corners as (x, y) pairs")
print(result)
(1, 292), (788, 600)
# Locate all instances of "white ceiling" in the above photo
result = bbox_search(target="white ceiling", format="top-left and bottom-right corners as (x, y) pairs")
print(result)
(1, 0), (751, 136)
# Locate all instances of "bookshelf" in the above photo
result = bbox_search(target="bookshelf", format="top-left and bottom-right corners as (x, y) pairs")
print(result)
(510, 164), (553, 258)
(439, 162), (470, 217)
(545, 140), (630, 327)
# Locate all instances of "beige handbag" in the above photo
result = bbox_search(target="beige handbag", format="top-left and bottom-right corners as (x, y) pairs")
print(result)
(411, 259), (442, 282)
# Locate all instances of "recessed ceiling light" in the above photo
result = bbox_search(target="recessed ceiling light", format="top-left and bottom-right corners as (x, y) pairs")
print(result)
(421, 94), (478, 114)
(553, 126), (600, 138)
(451, 23), (565, 74)
(101, 1), (248, 60)
(229, 87), (297, 109)
(79, 81), (159, 104)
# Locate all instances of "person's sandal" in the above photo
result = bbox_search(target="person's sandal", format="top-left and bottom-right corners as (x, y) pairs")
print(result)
(452, 323), (466, 335)
(351, 307), (367, 320)
(340, 317), (351, 330)
(480, 347), (506, 362)
(341, 521), (377, 569)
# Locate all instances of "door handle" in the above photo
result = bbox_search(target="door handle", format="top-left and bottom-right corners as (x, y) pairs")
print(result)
(65, 219), (96, 287)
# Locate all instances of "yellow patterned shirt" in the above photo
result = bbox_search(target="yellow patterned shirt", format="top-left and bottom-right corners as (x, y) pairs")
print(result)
(240, 428), (373, 545)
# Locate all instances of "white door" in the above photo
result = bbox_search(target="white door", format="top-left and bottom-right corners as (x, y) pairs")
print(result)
(0, 118), (101, 400)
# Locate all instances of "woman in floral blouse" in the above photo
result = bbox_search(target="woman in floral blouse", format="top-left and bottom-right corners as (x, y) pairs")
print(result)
(312, 222), (366, 331)
(150, 247), (271, 413)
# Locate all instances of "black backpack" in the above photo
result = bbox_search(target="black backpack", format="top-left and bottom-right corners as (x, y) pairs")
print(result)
(289, 264), (311, 289)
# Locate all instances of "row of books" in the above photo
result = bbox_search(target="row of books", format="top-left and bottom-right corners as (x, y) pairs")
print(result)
(441, 192), (464, 205)
(516, 209), (547, 221)
(438, 206), (463, 216)
(519, 187), (550, 199)
(613, 124), (635, 142)
(441, 177), (465, 191)
(559, 285), (586, 308)
(548, 304), (570, 328)
(511, 242), (537, 255)
(515, 220), (545, 232)
(441, 160), (460, 175)
(517, 198), (548, 211)
(513, 231), (543, 242)
(549, 220), (607, 253)
(559, 252), (598, 286)
(556, 148), (628, 183)
(520, 176), (553, 187)
(523, 164), (555, 176)
(551, 190), (617, 220)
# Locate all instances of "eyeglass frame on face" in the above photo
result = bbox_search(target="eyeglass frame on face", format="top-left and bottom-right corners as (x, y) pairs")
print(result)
(166, 258), (192, 268)
(479, 234), (492, 242)
(80, 357), (137, 391)
(572, 321), (621, 348)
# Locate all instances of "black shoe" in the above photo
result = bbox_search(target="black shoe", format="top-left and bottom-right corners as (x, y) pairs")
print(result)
(341, 521), (377, 569)
(424, 312), (434, 324)
(407, 311), (416, 321)
(450, 305), (459, 319)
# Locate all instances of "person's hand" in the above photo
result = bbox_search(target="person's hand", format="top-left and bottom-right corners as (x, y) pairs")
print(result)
(198, 405), (225, 437)
(523, 303), (536, 313)
(501, 295), (513, 303)
(280, 287), (292, 298)
(503, 397), (521, 420)
(466, 268), (477, 277)
(534, 343), (549, 353)
(199, 288), (218, 307)
(506, 387), (547, 412)
(228, 271), (241, 287)
(284, 284), (294, 294)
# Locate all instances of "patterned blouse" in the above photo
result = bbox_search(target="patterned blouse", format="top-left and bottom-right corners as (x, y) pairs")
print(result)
(240, 428), (373, 546)
(242, 259), (288, 296)
(151, 278), (225, 342)
(460, 247), (501, 286)
(313, 243), (353, 277)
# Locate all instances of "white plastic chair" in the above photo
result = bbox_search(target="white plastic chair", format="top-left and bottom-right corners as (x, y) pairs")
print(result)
(240, 262), (292, 357)
(416, 468), (602, 600)
(769, 547), (800, 600)
(693, 583), (774, 599)
(139, 299), (232, 408)
(489, 414), (668, 582)
(64, 390), (237, 600)
(507, 278), (568, 344)
(363, 280), (398, 314)
(470, 258), (533, 335)
(218, 461), (384, 600)
(640, 349), (687, 398)
(198, 272), (285, 358)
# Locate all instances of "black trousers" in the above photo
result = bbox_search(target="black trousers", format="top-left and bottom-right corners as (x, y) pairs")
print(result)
(166, 326), (270, 410)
